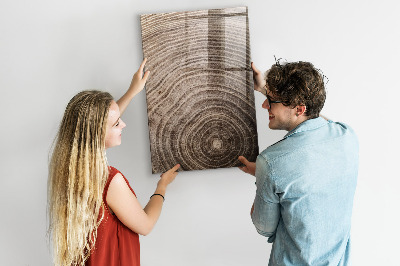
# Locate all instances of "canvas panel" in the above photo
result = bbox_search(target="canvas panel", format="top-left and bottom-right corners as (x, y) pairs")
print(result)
(141, 6), (258, 173)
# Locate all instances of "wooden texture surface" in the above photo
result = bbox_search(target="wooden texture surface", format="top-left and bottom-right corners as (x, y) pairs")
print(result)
(141, 7), (258, 173)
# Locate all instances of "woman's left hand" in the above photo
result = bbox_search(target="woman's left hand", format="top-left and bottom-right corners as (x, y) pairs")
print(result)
(128, 58), (150, 95)
(116, 59), (151, 115)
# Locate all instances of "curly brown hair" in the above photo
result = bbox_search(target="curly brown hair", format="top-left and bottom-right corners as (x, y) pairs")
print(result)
(266, 60), (327, 118)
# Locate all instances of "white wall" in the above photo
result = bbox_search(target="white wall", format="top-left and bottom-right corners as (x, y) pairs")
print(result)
(1, 0), (399, 265)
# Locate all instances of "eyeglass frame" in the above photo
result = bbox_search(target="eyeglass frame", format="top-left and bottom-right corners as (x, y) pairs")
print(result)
(266, 94), (282, 108)
(260, 84), (282, 108)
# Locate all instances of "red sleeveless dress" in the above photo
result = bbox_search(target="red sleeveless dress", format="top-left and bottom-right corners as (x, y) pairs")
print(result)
(86, 166), (140, 266)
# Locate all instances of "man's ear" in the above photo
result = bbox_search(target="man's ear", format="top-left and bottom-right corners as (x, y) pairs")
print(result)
(295, 105), (307, 117)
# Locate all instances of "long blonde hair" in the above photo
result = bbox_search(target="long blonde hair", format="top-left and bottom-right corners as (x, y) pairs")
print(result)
(48, 90), (113, 265)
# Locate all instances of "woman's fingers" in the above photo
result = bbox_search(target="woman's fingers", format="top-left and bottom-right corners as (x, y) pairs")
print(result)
(161, 164), (180, 177)
(139, 58), (147, 73)
(169, 164), (181, 173)
(159, 164), (180, 186)
(142, 70), (150, 83)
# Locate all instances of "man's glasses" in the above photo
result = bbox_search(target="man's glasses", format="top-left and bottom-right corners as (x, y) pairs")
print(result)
(260, 84), (282, 108)
(266, 94), (282, 107)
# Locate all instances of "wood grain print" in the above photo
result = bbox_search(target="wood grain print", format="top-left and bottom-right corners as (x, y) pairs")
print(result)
(141, 6), (259, 173)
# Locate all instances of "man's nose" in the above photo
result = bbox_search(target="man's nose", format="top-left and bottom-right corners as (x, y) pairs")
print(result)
(262, 99), (270, 109)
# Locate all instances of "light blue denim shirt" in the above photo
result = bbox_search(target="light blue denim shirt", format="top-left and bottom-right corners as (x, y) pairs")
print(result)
(252, 117), (358, 266)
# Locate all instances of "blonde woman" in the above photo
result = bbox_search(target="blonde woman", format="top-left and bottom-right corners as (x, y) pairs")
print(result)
(48, 59), (180, 266)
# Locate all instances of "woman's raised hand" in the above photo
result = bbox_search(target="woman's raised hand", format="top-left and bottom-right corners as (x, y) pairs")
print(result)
(117, 58), (151, 114)
(158, 164), (180, 188)
(128, 58), (150, 95)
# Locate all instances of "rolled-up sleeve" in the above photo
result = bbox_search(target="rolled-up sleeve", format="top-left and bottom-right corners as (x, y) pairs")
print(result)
(251, 155), (280, 242)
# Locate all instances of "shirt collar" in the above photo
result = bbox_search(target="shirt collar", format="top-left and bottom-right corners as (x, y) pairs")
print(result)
(284, 117), (328, 139)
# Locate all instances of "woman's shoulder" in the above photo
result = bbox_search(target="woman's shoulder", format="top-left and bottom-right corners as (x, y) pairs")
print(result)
(109, 166), (120, 176)
(108, 167), (128, 184)
(104, 166), (122, 199)
(106, 167), (136, 196)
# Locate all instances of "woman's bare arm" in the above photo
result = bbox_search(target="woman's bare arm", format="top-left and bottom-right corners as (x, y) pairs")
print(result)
(106, 164), (180, 235)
